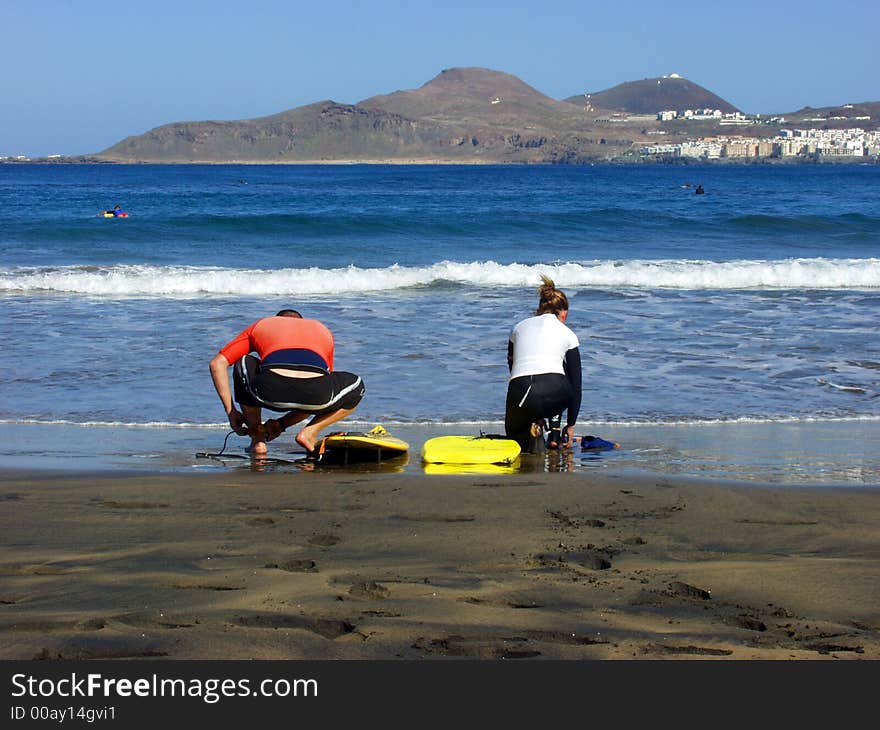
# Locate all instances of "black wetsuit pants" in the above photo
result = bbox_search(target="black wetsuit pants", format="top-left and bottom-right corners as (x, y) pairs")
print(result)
(505, 373), (573, 452)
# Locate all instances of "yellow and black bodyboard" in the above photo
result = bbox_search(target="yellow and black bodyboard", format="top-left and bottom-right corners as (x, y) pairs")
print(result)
(319, 425), (409, 464)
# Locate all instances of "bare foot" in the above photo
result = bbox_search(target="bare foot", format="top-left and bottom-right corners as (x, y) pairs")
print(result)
(246, 440), (268, 456)
(245, 424), (268, 455)
(295, 430), (317, 455)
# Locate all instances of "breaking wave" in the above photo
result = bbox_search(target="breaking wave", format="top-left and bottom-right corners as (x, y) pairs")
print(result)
(1, 258), (878, 297)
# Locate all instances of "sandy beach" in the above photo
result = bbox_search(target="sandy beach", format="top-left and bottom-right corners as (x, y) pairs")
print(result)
(1, 465), (878, 660)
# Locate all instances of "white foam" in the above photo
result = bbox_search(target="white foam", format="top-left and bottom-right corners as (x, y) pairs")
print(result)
(1, 258), (878, 297)
(818, 379), (869, 394)
(0, 419), (228, 430)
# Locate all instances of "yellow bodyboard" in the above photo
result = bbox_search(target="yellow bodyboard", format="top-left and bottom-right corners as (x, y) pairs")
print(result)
(319, 425), (408, 462)
(421, 435), (521, 465)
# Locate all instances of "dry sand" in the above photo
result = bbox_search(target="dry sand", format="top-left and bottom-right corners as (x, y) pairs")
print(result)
(1, 468), (878, 660)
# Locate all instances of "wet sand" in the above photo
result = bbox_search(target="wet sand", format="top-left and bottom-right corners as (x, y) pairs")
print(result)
(1, 468), (878, 660)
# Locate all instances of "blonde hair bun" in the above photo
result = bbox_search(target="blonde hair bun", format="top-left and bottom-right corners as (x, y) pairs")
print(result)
(536, 274), (568, 315)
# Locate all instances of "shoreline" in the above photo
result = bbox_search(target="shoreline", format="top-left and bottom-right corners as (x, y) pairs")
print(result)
(1, 468), (878, 660)
(5, 157), (878, 166)
(1, 418), (877, 486)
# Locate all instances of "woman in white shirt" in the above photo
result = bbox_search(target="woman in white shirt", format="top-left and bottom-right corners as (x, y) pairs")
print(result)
(506, 275), (582, 451)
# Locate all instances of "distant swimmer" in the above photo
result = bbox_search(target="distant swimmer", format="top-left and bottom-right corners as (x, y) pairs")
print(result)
(695, 185), (705, 195)
(99, 205), (128, 218)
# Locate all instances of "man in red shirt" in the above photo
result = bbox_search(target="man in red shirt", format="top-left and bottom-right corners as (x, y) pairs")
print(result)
(209, 309), (365, 457)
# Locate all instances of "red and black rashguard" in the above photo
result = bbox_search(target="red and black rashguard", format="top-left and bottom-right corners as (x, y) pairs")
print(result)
(222, 316), (364, 414)
(220, 316), (335, 372)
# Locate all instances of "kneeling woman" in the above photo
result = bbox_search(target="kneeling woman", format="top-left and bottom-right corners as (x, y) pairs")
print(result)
(505, 275), (582, 451)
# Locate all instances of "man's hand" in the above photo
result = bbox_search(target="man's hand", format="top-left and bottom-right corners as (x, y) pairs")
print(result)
(263, 418), (285, 442)
(227, 409), (248, 435)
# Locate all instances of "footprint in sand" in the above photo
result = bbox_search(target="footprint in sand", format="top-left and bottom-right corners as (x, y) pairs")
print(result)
(583, 556), (611, 570)
(33, 639), (169, 660)
(246, 517), (276, 527)
(264, 559), (318, 573)
(668, 581), (712, 600)
(645, 643), (732, 657)
(0, 564), (67, 576)
(97, 501), (169, 509)
(308, 534), (341, 547)
(348, 581), (389, 600)
(233, 614), (355, 639)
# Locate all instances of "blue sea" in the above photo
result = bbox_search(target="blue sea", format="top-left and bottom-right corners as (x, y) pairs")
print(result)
(0, 163), (878, 483)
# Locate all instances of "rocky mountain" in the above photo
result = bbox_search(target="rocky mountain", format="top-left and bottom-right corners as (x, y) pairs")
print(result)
(96, 68), (637, 164)
(564, 75), (740, 114)
(99, 101), (456, 163)
(91, 68), (874, 164)
(783, 101), (880, 124)
(359, 67), (574, 127)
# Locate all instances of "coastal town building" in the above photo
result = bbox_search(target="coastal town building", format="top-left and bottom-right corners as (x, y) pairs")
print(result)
(641, 128), (879, 160)
(658, 109), (783, 126)
(718, 113), (753, 126)
(683, 109), (724, 120)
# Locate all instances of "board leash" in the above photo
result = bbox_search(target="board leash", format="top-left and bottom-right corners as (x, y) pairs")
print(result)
(195, 430), (246, 460)
(195, 430), (312, 465)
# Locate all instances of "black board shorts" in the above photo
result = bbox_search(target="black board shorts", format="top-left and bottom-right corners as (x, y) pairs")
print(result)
(233, 355), (364, 414)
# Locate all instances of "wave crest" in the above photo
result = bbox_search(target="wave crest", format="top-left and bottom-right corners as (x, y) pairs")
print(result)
(1, 258), (878, 297)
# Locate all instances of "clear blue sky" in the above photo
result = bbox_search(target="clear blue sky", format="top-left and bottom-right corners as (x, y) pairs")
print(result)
(2, 0), (877, 156)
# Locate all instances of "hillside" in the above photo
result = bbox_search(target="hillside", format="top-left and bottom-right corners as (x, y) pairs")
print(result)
(98, 102), (462, 163)
(783, 101), (880, 130)
(565, 75), (740, 114)
(96, 67), (648, 164)
(359, 67), (580, 129)
(90, 68), (876, 164)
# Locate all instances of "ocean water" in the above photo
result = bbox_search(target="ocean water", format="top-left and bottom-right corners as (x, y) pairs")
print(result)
(0, 163), (878, 483)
